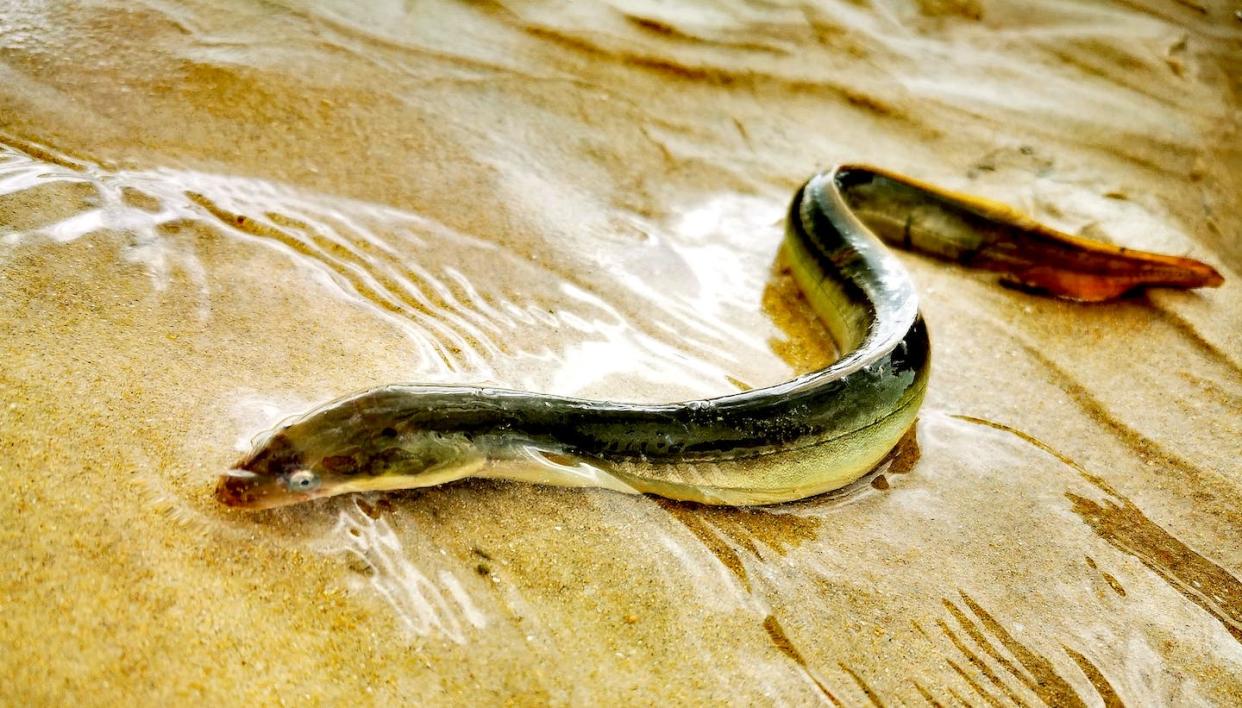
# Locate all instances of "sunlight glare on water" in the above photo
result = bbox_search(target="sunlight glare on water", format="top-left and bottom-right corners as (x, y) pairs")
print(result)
(0, 0), (1238, 703)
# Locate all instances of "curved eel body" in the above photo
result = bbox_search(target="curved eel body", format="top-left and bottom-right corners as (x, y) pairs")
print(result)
(217, 165), (1221, 510)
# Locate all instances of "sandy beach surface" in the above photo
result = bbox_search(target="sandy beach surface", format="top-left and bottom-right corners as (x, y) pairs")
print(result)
(1, 0), (1239, 703)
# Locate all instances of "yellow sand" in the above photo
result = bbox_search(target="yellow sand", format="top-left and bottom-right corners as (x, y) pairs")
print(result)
(0, 0), (1239, 704)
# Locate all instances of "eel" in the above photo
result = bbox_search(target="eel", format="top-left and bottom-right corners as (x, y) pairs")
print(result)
(216, 165), (1221, 510)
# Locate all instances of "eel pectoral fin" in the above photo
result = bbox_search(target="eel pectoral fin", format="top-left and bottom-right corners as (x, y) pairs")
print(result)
(334, 454), (488, 496)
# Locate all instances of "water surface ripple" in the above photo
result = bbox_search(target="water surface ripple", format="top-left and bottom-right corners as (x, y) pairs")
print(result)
(0, 0), (1239, 703)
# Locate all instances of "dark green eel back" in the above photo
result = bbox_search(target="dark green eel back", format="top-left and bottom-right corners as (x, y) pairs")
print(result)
(297, 168), (930, 463)
(221, 162), (1223, 508)
(221, 166), (936, 508)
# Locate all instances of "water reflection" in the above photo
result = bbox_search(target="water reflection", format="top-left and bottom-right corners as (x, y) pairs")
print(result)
(315, 498), (488, 643)
(3, 0), (1239, 702)
(631, 412), (1240, 703)
(957, 414), (1242, 646)
(0, 134), (812, 404)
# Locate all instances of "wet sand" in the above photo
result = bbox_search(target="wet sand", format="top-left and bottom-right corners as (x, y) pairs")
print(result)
(1, 0), (1240, 704)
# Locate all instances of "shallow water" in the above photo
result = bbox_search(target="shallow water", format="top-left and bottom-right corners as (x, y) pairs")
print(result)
(1, 0), (1240, 704)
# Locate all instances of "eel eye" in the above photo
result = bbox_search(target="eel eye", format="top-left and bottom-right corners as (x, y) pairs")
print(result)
(287, 469), (321, 493)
